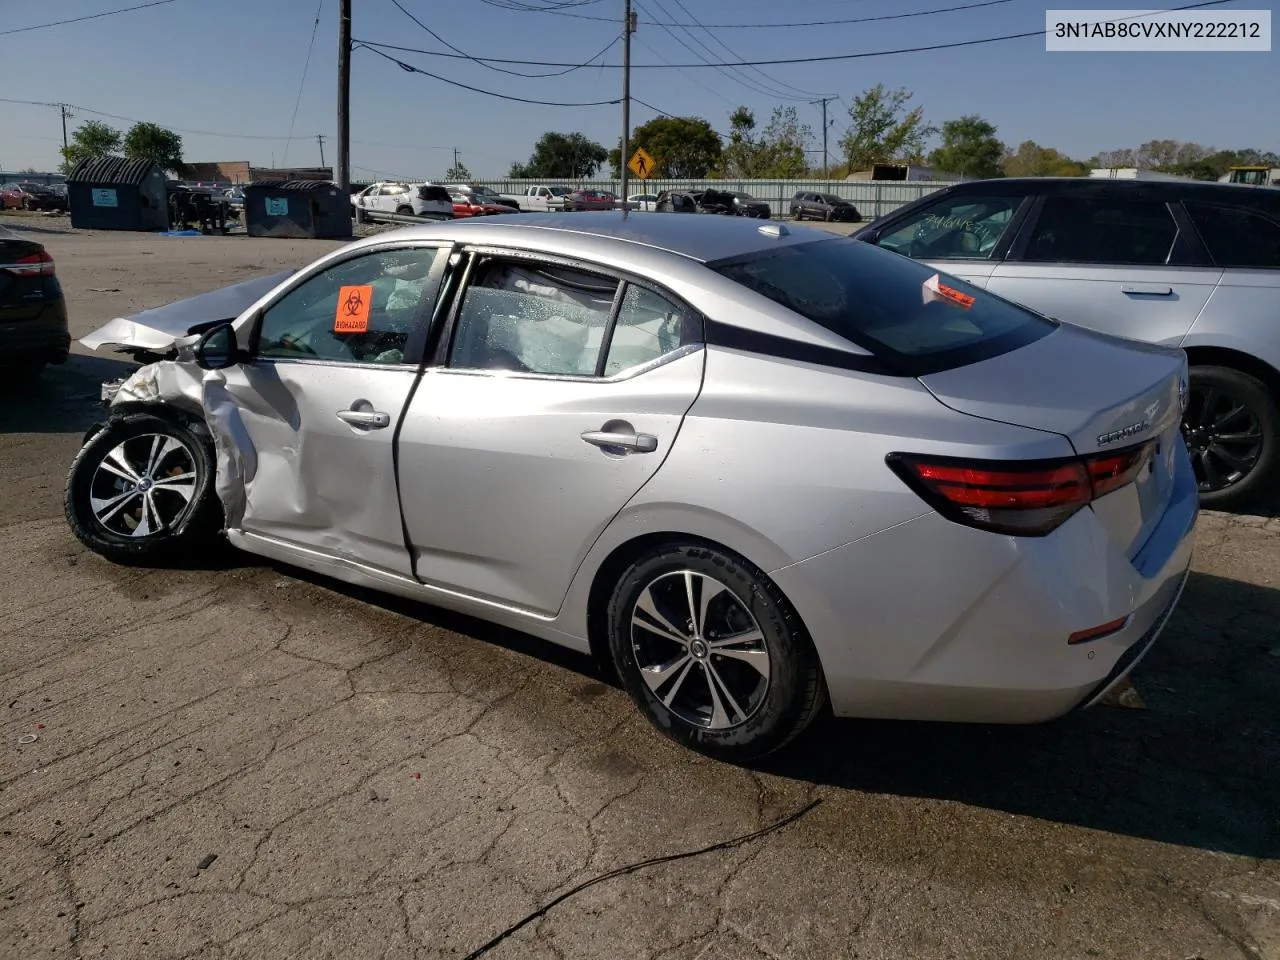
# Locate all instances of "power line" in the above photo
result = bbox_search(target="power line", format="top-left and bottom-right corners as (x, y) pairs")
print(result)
(476, 0), (1014, 28)
(636, 0), (813, 102)
(632, 98), (729, 140)
(355, 43), (623, 106)
(0, 97), (302, 141)
(663, 0), (828, 99)
(389, 0), (618, 78)
(353, 1), (1243, 69)
(0, 0), (179, 36)
(282, 0), (326, 168)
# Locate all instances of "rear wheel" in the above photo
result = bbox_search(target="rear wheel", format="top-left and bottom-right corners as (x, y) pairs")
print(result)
(396, 205), (413, 216)
(1183, 364), (1280, 509)
(607, 541), (826, 761)
(64, 412), (223, 564)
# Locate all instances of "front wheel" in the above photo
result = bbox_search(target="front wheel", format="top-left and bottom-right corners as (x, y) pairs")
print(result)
(64, 412), (224, 564)
(1183, 365), (1280, 509)
(607, 541), (826, 761)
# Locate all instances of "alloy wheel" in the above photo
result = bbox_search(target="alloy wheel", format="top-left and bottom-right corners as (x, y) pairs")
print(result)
(1182, 385), (1263, 493)
(629, 570), (771, 730)
(88, 433), (200, 538)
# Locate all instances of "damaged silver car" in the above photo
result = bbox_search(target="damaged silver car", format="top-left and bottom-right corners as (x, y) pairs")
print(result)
(66, 214), (1196, 760)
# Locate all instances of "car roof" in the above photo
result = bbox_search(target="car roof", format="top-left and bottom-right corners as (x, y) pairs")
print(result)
(360, 211), (831, 263)
(943, 176), (1280, 210)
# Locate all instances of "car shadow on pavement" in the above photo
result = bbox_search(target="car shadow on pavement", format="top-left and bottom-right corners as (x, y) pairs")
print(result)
(0, 217), (72, 236)
(0, 354), (137, 435)
(764, 569), (1279, 860)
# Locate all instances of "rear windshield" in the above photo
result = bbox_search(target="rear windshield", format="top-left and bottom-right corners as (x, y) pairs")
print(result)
(711, 237), (1053, 374)
(419, 186), (450, 201)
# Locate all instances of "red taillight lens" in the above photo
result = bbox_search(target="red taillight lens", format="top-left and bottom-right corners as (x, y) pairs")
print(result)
(1086, 441), (1156, 498)
(888, 440), (1157, 537)
(4, 250), (55, 277)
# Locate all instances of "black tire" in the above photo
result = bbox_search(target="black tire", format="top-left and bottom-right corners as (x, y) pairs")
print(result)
(64, 411), (224, 565)
(396, 205), (414, 216)
(791, 208), (803, 221)
(824, 209), (833, 222)
(1185, 365), (1280, 509)
(607, 541), (827, 762)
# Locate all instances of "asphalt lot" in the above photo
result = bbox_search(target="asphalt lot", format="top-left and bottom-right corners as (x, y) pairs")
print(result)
(2, 213), (1278, 960)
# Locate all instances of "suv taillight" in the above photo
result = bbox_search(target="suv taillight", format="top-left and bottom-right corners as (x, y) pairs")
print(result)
(886, 441), (1156, 536)
(4, 250), (55, 277)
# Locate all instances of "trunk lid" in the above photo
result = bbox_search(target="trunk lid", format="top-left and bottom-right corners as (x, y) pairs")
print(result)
(919, 322), (1187, 556)
(0, 228), (54, 317)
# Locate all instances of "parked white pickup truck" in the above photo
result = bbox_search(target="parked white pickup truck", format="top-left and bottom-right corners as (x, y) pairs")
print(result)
(499, 185), (572, 212)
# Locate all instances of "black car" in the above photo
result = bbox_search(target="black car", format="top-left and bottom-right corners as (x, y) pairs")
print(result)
(790, 191), (860, 222)
(0, 225), (69, 380)
(655, 189), (772, 218)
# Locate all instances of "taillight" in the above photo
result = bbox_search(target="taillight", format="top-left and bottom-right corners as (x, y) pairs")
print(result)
(887, 440), (1158, 537)
(3, 250), (55, 277)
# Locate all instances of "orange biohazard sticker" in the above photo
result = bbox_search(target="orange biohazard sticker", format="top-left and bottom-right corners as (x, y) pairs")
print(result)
(335, 285), (373, 333)
(921, 273), (975, 310)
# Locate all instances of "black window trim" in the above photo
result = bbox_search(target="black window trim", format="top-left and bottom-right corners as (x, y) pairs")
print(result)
(246, 239), (455, 369)
(427, 244), (707, 382)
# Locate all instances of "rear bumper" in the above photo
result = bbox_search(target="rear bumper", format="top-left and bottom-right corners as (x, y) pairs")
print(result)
(772, 439), (1198, 723)
(0, 299), (71, 366)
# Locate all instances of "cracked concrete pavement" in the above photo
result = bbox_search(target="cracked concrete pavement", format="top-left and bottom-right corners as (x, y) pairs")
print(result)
(1, 217), (1278, 959)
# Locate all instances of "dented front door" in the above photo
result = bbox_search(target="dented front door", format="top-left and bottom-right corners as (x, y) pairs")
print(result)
(213, 243), (450, 576)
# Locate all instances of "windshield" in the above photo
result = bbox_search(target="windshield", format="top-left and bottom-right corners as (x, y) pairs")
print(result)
(820, 194), (842, 204)
(549, 187), (572, 196)
(733, 192), (754, 200)
(711, 237), (1053, 374)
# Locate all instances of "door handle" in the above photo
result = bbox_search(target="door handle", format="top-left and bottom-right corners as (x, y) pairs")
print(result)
(336, 408), (391, 429)
(1121, 284), (1173, 296)
(581, 429), (658, 453)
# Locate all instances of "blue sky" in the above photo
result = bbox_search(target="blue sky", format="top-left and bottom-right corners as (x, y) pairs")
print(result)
(1, 0), (1274, 178)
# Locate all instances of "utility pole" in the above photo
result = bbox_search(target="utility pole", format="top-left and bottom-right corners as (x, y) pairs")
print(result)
(316, 134), (327, 168)
(811, 97), (836, 179)
(453, 147), (460, 175)
(620, 0), (635, 205)
(60, 104), (71, 159)
(337, 0), (351, 193)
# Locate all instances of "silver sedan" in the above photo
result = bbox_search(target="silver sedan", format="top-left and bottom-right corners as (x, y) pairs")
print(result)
(67, 213), (1198, 760)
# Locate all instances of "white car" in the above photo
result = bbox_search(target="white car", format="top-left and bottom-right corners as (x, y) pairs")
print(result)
(352, 182), (453, 220)
(627, 193), (658, 212)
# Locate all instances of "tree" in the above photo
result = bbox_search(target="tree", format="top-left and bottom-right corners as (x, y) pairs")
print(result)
(60, 120), (121, 174)
(123, 122), (186, 176)
(509, 131), (607, 179)
(839, 84), (935, 172)
(1001, 141), (1088, 177)
(445, 160), (472, 180)
(608, 116), (722, 178)
(927, 115), (1004, 179)
(715, 106), (811, 178)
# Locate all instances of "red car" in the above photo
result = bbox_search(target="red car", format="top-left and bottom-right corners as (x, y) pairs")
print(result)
(564, 190), (617, 211)
(2, 182), (68, 212)
(449, 193), (512, 218)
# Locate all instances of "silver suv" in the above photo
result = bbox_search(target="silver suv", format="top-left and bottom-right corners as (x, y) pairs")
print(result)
(854, 177), (1280, 509)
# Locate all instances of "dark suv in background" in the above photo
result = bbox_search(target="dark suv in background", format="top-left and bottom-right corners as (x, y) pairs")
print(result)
(854, 177), (1280, 508)
(790, 191), (860, 222)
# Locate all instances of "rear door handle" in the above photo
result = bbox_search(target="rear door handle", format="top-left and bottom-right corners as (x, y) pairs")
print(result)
(336, 408), (391, 429)
(581, 430), (658, 453)
(1121, 284), (1174, 296)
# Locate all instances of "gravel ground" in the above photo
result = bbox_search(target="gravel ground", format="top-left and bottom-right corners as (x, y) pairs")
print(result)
(1, 215), (1277, 960)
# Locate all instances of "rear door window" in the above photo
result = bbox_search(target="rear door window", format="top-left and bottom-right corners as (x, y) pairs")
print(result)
(1185, 203), (1280, 268)
(1022, 197), (1179, 265)
(711, 237), (1052, 374)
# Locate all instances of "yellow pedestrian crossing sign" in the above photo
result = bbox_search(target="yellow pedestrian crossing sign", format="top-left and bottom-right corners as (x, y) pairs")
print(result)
(628, 147), (655, 180)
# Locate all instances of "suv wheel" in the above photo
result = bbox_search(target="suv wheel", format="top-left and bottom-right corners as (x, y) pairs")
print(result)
(1183, 365), (1280, 509)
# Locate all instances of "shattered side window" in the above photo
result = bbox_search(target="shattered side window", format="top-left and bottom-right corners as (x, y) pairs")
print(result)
(257, 248), (440, 365)
(448, 258), (618, 375)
